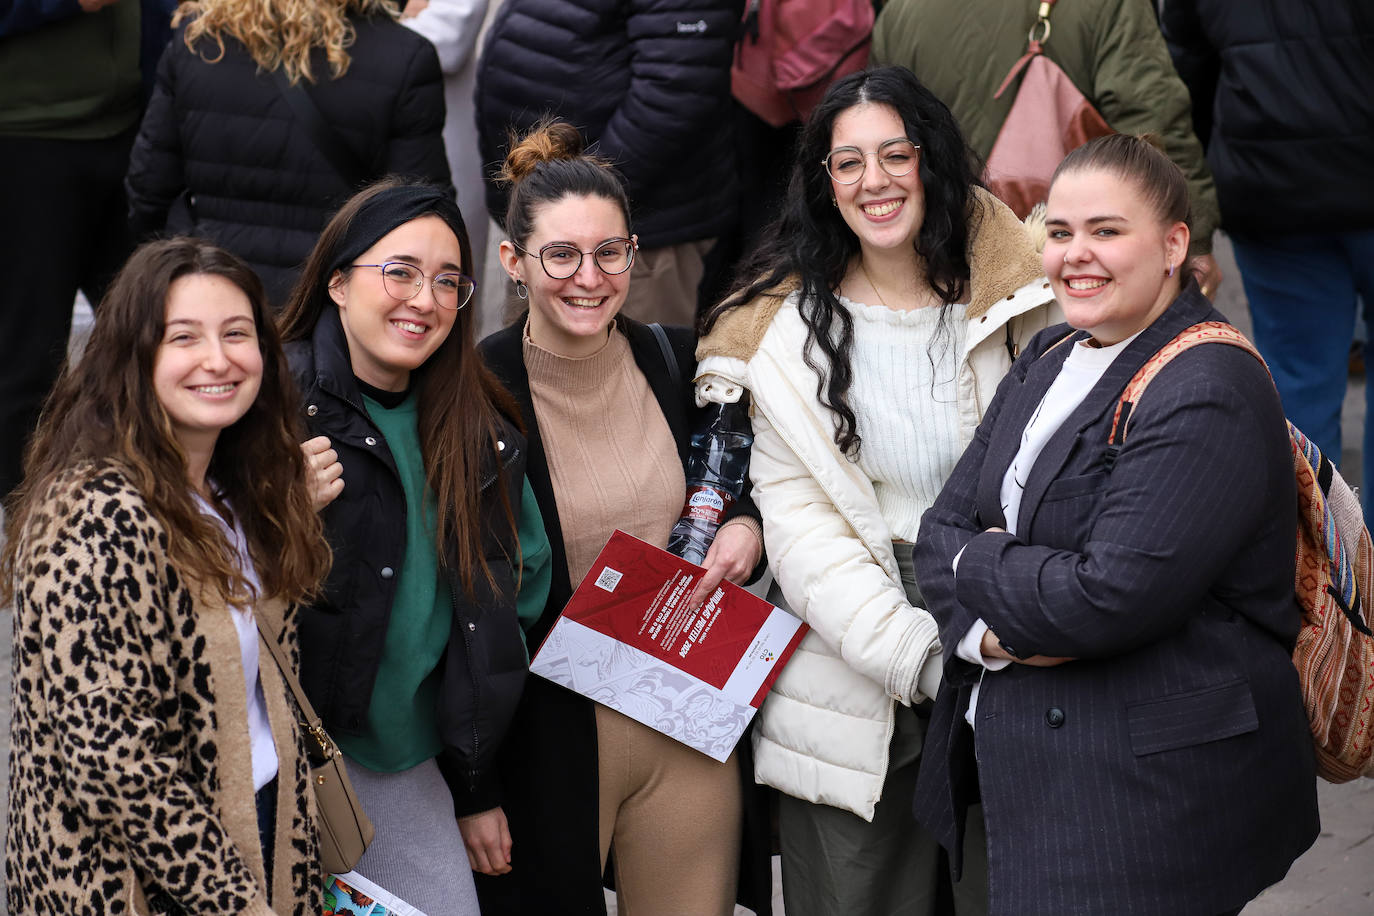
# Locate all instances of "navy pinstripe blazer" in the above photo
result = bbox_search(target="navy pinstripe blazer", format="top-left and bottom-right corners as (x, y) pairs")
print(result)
(913, 284), (1319, 915)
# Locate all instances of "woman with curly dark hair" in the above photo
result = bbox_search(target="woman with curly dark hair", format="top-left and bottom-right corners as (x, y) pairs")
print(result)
(4, 238), (331, 914)
(695, 65), (1060, 914)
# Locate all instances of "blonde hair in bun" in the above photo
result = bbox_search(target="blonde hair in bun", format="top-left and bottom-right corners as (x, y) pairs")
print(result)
(499, 119), (632, 248)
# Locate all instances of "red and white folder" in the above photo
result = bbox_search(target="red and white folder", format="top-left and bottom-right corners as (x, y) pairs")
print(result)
(529, 530), (807, 761)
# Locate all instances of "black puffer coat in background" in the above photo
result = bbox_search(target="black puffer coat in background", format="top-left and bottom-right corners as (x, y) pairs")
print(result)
(1162, 0), (1374, 235)
(127, 15), (452, 304)
(475, 0), (741, 249)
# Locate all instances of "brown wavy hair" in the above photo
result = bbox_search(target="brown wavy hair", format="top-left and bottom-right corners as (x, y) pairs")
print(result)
(278, 179), (523, 595)
(1, 239), (330, 607)
(176, 0), (400, 85)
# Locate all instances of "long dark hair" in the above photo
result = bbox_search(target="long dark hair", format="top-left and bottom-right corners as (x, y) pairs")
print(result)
(703, 66), (984, 457)
(2, 238), (330, 607)
(278, 179), (523, 595)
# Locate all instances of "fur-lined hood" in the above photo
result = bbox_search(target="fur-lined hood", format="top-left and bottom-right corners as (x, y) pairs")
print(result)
(698, 188), (1044, 363)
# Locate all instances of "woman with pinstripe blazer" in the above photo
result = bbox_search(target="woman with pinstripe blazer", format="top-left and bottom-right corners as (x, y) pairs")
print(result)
(913, 135), (1319, 915)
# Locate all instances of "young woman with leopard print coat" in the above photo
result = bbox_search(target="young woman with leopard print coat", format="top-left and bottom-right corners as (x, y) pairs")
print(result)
(3, 239), (331, 914)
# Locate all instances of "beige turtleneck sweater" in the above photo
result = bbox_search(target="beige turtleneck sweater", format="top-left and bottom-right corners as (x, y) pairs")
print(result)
(523, 326), (686, 587)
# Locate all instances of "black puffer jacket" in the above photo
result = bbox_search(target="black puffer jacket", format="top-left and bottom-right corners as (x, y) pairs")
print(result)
(1163, 0), (1374, 234)
(286, 308), (528, 813)
(127, 16), (451, 304)
(475, 0), (740, 248)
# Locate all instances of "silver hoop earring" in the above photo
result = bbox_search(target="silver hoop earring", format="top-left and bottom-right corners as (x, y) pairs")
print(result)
(515, 279), (529, 300)
(1166, 264), (1177, 278)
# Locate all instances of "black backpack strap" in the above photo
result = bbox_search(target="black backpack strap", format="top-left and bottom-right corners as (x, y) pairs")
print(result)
(648, 322), (681, 380)
(270, 68), (370, 187)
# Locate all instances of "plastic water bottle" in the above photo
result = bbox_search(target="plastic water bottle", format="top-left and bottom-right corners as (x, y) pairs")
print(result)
(667, 399), (754, 565)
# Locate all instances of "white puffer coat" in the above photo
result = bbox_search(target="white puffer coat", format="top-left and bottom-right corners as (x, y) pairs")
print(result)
(695, 191), (1060, 819)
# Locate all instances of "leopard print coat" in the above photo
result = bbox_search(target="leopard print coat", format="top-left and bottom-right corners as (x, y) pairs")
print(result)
(6, 466), (322, 915)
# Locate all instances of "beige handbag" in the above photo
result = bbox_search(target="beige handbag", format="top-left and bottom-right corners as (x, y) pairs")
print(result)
(984, 0), (1113, 219)
(257, 613), (375, 874)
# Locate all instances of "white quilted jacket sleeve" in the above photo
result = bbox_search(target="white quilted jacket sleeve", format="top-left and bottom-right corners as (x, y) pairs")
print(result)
(749, 407), (943, 704)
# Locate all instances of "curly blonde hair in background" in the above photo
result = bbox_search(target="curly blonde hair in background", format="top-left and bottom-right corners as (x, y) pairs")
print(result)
(176, 0), (400, 85)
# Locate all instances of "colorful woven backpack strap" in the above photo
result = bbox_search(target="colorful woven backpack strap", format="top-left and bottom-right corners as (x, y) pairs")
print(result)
(1108, 321), (1265, 446)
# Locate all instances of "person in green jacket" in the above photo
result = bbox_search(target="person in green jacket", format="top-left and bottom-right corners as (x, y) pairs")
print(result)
(872, 0), (1222, 295)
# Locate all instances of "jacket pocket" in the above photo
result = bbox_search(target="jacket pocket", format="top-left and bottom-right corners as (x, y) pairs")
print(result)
(1126, 678), (1259, 756)
(1040, 471), (1107, 502)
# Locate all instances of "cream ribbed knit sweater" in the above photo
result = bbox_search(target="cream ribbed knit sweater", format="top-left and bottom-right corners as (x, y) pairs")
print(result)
(842, 296), (968, 542)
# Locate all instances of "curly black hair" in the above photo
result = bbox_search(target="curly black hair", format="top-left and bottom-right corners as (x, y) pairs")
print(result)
(703, 66), (985, 457)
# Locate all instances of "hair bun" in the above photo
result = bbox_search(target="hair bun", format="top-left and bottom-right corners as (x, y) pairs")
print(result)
(499, 120), (588, 185)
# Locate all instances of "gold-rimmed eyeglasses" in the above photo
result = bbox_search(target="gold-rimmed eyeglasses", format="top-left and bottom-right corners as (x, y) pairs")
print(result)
(513, 238), (638, 280)
(350, 262), (476, 310)
(823, 139), (921, 185)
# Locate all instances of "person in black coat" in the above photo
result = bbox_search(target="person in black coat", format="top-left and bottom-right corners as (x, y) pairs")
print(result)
(278, 180), (532, 914)
(475, 0), (739, 326)
(475, 121), (772, 915)
(126, 0), (452, 306)
(913, 135), (1319, 915)
(1162, 0), (1374, 517)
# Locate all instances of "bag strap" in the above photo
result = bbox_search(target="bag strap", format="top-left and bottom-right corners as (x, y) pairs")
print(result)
(255, 611), (340, 762)
(648, 322), (681, 380)
(270, 68), (371, 188)
(994, 0), (1060, 99)
(1108, 321), (1266, 448)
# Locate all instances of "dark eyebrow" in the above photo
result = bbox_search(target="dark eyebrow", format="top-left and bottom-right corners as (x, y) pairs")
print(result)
(388, 254), (463, 272)
(1044, 215), (1127, 227)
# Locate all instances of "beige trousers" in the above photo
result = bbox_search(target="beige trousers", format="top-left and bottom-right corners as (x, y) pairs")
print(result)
(595, 704), (742, 916)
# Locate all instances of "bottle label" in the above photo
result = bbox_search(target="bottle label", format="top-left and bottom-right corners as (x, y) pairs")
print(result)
(681, 485), (732, 524)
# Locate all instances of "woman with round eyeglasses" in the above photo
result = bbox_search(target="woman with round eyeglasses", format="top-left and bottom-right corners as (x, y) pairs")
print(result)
(476, 120), (772, 916)
(277, 179), (538, 915)
(695, 66), (1061, 914)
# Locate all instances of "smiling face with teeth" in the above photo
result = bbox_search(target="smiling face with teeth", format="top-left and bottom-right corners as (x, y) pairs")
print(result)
(502, 193), (633, 358)
(828, 102), (925, 261)
(329, 215), (463, 391)
(153, 273), (264, 463)
(1043, 167), (1190, 346)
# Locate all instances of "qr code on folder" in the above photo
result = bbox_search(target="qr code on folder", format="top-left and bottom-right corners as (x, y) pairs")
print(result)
(595, 567), (623, 592)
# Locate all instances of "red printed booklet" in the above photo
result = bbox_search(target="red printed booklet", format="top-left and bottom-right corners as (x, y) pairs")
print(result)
(529, 530), (808, 761)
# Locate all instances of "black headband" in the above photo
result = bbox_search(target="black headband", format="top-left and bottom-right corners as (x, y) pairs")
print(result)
(328, 185), (471, 277)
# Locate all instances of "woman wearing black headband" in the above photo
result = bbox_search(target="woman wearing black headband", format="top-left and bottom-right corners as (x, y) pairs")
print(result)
(278, 179), (540, 911)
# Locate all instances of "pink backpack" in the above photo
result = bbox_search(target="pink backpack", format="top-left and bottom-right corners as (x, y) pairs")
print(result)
(730, 0), (874, 127)
(984, 0), (1113, 218)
